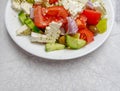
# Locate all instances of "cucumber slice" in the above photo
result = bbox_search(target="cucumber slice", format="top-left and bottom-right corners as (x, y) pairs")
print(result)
(24, 18), (34, 29)
(45, 43), (65, 52)
(66, 35), (86, 49)
(18, 11), (27, 24)
(24, 18), (42, 33)
(96, 18), (107, 34)
(32, 26), (41, 33)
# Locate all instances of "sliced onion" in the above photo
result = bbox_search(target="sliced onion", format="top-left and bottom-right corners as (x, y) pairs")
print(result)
(67, 17), (78, 34)
(86, 0), (94, 10)
(30, 8), (34, 19)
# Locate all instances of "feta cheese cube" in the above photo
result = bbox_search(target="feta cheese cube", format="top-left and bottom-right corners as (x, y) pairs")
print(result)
(11, 0), (21, 11)
(93, 1), (106, 15)
(34, 0), (43, 3)
(21, 2), (33, 14)
(30, 32), (55, 43)
(30, 22), (62, 43)
(61, 0), (86, 17)
(16, 25), (31, 36)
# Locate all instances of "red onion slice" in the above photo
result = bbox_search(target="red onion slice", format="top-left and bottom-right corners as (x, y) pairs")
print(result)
(67, 17), (78, 34)
(86, 0), (94, 9)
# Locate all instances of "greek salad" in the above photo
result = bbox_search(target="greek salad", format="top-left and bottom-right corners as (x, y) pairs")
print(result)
(12, 0), (107, 52)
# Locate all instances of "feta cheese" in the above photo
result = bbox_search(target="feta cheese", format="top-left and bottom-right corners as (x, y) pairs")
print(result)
(30, 32), (56, 43)
(30, 22), (62, 43)
(11, 0), (22, 11)
(31, 32), (48, 43)
(93, 1), (106, 16)
(16, 25), (31, 36)
(21, 2), (33, 14)
(61, 0), (87, 17)
(79, 0), (88, 4)
(45, 22), (62, 40)
(34, 0), (43, 3)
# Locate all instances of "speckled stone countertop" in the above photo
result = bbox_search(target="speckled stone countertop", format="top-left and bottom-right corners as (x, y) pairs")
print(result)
(0, 0), (120, 91)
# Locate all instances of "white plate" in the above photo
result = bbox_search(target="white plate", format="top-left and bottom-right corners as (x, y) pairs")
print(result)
(5, 0), (114, 60)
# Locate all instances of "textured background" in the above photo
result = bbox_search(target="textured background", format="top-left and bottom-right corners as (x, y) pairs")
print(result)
(0, 0), (120, 91)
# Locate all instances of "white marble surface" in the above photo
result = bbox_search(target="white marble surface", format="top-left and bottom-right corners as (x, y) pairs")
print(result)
(0, 0), (120, 91)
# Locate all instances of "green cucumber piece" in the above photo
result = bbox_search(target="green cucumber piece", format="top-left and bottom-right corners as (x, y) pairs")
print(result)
(24, 18), (34, 29)
(18, 11), (27, 24)
(45, 43), (65, 52)
(96, 18), (107, 34)
(32, 26), (41, 33)
(66, 35), (86, 49)
(24, 18), (42, 33)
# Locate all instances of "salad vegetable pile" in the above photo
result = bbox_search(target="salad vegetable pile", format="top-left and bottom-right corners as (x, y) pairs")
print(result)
(12, 0), (107, 52)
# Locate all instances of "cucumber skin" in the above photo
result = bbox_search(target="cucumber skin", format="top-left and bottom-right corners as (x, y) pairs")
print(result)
(18, 11), (27, 24)
(19, 11), (42, 33)
(24, 18), (41, 33)
(24, 18), (35, 29)
(96, 18), (107, 34)
(45, 43), (65, 52)
(66, 35), (86, 49)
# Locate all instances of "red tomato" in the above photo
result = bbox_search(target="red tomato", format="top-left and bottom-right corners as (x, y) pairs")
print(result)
(82, 9), (101, 25)
(33, 3), (41, 8)
(49, 0), (58, 4)
(34, 6), (69, 28)
(34, 6), (51, 28)
(62, 19), (68, 32)
(46, 6), (68, 19)
(46, 6), (68, 29)
(75, 14), (87, 29)
(78, 28), (94, 43)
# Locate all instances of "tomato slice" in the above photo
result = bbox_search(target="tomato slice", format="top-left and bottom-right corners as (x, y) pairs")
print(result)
(49, 0), (58, 4)
(78, 28), (94, 43)
(33, 3), (41, 8)
(46, 6), (68, 19)
(75, 14), (87, 29)
(34, 6), (51, 28)
(62, 19), (68, 32)
(82, 9), (101, 25)
(34, 6), (69, 28)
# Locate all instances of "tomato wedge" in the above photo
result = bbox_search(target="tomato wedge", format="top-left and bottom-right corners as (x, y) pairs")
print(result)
(34, 6), (51, 28)
(46, 6), (69, 29)
(34, 6), (69, 28)
(75, 14), (87, 29)
(46, 6), (68, 19)
(82, 9), (101, 25)
(49, 0), (58, 4)
(78, 28), (94, 43)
